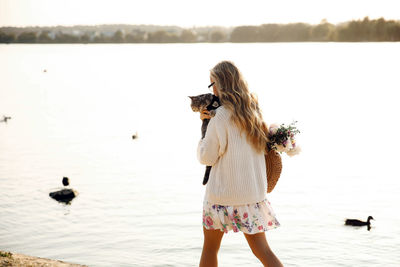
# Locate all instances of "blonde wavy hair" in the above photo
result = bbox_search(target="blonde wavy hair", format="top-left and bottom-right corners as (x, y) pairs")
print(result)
(210, 60), (269, 153)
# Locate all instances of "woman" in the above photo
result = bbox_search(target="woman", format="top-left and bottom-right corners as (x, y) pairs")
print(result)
(198, 61), (284, 267)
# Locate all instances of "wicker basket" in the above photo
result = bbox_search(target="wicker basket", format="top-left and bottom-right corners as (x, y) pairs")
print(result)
(265, 149), (282, 193)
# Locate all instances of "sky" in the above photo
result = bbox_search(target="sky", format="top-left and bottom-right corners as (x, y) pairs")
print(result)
(1, 0), (400, 28)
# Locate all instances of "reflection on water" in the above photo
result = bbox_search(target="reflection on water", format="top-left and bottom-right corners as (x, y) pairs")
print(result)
(1, 43), (400, 266)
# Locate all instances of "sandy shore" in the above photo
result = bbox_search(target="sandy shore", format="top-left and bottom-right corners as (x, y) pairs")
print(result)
(0, 250), (87, 267)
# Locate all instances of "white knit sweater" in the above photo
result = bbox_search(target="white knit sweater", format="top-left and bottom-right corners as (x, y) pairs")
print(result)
(197, 106), (267, 206)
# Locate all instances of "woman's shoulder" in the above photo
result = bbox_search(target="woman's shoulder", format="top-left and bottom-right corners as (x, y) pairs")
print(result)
(214, 105), (231, 121)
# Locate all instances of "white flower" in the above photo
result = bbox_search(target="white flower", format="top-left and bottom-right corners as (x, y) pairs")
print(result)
(286, 146), (301, 157)
(284, 138), (293, 150)
(269, 123), (279, 135)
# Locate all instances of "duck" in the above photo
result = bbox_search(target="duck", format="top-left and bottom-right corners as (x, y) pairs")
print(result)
(345, 216), (374, 228)
(1, 116), (11, 123)
(49, 177), (78, 204)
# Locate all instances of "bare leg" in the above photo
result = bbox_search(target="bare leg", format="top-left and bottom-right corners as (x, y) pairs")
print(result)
(244, 232), (284, 267)
(199, 226), (224, 267)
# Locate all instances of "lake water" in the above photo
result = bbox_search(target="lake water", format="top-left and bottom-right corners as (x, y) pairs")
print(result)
(1, 43), (400, 266)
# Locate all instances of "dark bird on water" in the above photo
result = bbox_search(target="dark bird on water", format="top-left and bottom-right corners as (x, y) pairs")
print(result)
(49, 176), (78, 204)
(345, 216), (374, 230)
(1, 116), (11, 123)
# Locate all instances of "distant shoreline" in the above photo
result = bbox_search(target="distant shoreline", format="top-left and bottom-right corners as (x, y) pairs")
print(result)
(1, 17), (400, 43)
(0, 250), (87, 267)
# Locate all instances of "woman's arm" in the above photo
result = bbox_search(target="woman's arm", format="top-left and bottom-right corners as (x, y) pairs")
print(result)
(197, 109), (227, 166)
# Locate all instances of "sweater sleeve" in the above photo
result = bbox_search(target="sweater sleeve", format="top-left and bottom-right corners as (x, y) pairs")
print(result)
(197, 109), (228, 166)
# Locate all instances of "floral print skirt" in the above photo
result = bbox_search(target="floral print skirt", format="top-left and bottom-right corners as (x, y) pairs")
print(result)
(202, 198), (280, 234)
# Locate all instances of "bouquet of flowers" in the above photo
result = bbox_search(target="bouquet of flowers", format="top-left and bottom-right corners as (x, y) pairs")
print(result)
(267, 121), (301, 157)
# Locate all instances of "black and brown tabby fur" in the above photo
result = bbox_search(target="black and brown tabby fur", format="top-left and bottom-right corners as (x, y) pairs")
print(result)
(189, 93), (221, 185)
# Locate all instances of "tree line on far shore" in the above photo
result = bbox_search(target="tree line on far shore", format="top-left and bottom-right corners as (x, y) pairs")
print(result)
(1, 17), (400, 44)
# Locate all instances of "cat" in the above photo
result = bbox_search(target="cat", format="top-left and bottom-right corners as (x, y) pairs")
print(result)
(189, 93), (221, 185)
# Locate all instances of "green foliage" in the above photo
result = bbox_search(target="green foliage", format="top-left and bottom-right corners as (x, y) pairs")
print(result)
(17, 32), (37, 43)
(180, 29), (197, 43)
(125, 30), (146, 43)
(210, 30), (227, 42)
(0, 251), (12, 258)
(112, 30), (124, 42)
(147, 30), (180, 43)
(125, 34), (143, 43)
(310, 22), (335, 41)
(258, 24), (280, 42)
(231, 26), (260, 42)
(55, 31), (80, 43)
(93, 33), (106, 43)
(0, 31), (15, 43)
(1, 17), (400, 44)
(231, 17), (400, 42)
(336, 17), (400, 41)
(80, 33), (91, 43)
(38, 31), (53, 43)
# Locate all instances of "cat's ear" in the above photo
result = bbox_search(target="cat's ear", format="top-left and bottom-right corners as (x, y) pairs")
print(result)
(188, 96), (195, 99)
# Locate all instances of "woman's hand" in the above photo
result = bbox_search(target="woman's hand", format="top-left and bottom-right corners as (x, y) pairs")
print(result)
(200, 110), (211, 120)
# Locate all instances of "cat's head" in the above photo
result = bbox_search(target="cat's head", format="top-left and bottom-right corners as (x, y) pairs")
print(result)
(188, 93), (214, 112)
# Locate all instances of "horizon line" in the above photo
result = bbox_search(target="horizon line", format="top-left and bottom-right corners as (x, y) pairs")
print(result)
(1, 16), (400, 29)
